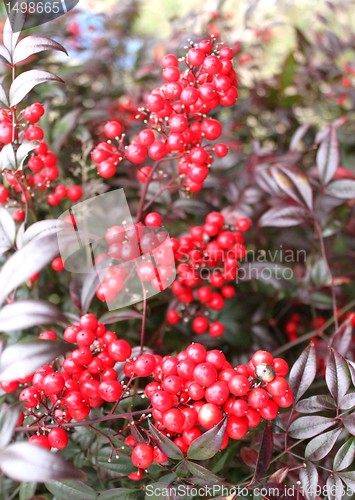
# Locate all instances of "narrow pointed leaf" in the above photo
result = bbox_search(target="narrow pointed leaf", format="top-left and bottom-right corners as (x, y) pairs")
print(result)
(0, 443), (85, 482)
(185, 461), (223, 482)
(343, 413), (355, 436)
(326, 179), (355, 199)
(148, 420), (183, 460)
(288, 416), (336, 439)
(0, 299), (68, 332)
(10, 70), (64, 107)
(0, 232), (59, 305)
(259, 205), (310, 228)
(255, 423), (273, 480)
(187, 417), (227, 460)
(305, 427), (341, 461)
(299, 461), (318, 500)
(317, 126), (339, 185)
(338, 471), (355, 492)
(289, 343), (317, 402)
(0, 340), (70, 381)
(13, 36), (67, 65)
(326, 474), (345, 500)
(0, 83), (9, 107)
(333, 438), (355, 471)
(0, 207), (16, 245)
(329, 320), (353, 356)
(325, 349), (350, 403)
(295, 394), (336, 413)
(0, 402), (23, 447)
(45, 480), (97, 499)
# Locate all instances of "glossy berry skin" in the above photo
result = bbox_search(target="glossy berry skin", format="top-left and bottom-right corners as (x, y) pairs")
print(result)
(28, 434), (51, 449)
(198, 403), (223, 429)
(98, 381), (122, 402)
(144, 212), (162, 227)
(51, 257), (64, 272)
(104, 120), (122, 138)
(0, 185), (9, 203)
(48, 427), (68, 449)
(131, 444), (154, 468)
(67, 186), (82, 202)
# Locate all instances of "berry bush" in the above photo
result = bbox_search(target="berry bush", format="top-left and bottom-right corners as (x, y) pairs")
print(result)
(0, 2), (354, 499)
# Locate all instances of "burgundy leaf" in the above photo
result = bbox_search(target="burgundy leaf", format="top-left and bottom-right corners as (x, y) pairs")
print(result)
(240, 446), (258, 468)
(305, 427), (342, 461)
(325, 349), (350, 403)
(99, 310), (143, 325)
(333, 438), (355, 471)
(316, 126), (339, 185)
(342, 413), (355, 436)
(326, 179), (355, 199)
(289, 343), (317, 402)
(288, 416), (336, 439)
(0, 442), (85, 482)
(13, 36), (67, 65)
(338, 471), (355, 492)
(148, 420), (183, 460)
(185, 461), (223, 482)
(0, 45), (11, 65)
(271, 167), (304, 206)
(0, 207), (16, 246)
(187, 417), (227, 460)
(299, 461), (318, 500)
(268, 466), (290, 484)
(339, 393), (354, 410)
(0, 232), (60, 305)
(290, 123), (310, 151)
(295, 394), (336, 413)
(81, 272), (101, 314)
(9, 70), (64, 107)
(0, 82), (9, 107)
(0, 402), (23, 447)
(2, 18), (21, 56)
(0, 299), (69, 332)
(278, 164), (313, 209)
(0, 340), (70, 381)
(326, 474), (345, 500)
(329, 320), (353, 356)
(259, 205), (310, 228)
(255, 423), (273, 480)
(21, 219), (67, 247)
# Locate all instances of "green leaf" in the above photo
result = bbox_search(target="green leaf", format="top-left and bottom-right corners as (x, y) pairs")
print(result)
(305, 427), (342, 461)
(288, 416), (336, 439)
(148, 420), (183, 460)
(45, 480), (96, 499)
(333, 438), (355, 471)
(19, 482), (37, 500)
(98, 488), (141, 500)
(325, 349), (350, 403)
(289, 342), (317, 402)
(185, 461), (223, 482)
(187, 417), (227, 460)
(0, 402), (23, 447)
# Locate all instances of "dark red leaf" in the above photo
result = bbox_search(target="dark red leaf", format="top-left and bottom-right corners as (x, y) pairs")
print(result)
(289, 343), (317, 402)
(187, 417), (227, 460)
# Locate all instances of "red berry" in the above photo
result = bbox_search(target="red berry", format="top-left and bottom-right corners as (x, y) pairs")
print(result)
(104, 120), (122, 138)
(48, 427), (68, 449)
(144, 212), (162, 227)
(28, 434), (51, 449)
(98, 380), (122, 402)
(26, 125), (44, 141)
(67, 185), (82, 202)
(198, 403), (223, 429)
(131, 443), (154, 468)
(51, 257), (64, 272)
(0, 185), (9, 204)
(192, 316), (209, 334)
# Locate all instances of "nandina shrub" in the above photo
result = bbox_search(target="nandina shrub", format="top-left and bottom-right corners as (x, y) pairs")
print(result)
(0, 3), (354, 499)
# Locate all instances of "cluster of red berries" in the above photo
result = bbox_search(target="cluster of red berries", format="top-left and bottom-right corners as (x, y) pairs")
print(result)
(167, 212), (251, 337)
(94, 212), (175, 304)
(0, 314), (132, 450)
(91, 37), (237, 191)
(0, 103), (82, 219)
(122, 346), (292, 478)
